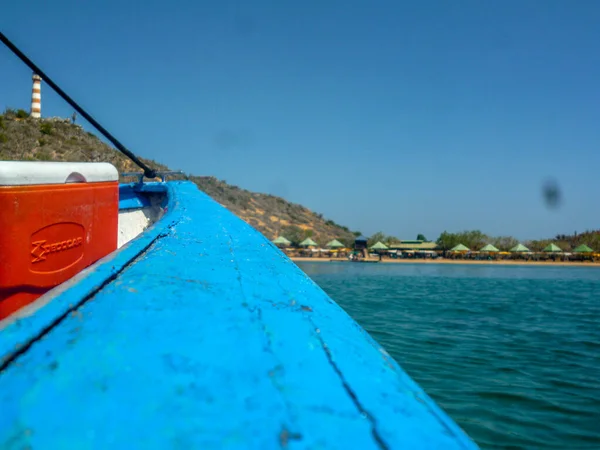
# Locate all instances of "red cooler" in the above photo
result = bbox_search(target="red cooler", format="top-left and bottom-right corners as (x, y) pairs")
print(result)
(0, 162), (119, 320)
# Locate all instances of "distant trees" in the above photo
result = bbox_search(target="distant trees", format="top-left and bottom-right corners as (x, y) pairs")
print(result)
(341, 236), (356, 248)
(367, 232), (386, 246)
(280, 225), (321, 245)
(527, 230), (600, 252)
(3, 107), (28, 119)
(436, 230), (488, 251)
(525, 239), (551, 252)
(281, 225), (304, 246)
(436, 229), (600, 253)
(368, 232), (400, 247)
(491, 236), (519, 251)
(436, 231), (463, 251)
(385, 236), (401, 245)
(416, 234), (427, 241)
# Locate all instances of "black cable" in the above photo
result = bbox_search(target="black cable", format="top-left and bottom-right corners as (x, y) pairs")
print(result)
(0, 31), (157, 179)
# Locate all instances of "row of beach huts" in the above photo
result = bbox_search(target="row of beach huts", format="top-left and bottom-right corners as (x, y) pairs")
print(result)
(271, 236), (599, 261)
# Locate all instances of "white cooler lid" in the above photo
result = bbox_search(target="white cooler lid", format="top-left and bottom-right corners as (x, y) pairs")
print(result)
(0, 162), (118, 186)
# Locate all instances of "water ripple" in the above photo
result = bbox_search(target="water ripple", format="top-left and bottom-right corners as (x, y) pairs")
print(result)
(299, 262), (600, 449)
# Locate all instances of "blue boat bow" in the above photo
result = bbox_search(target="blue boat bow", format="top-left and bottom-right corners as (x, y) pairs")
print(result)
(0, 181), (478, 449)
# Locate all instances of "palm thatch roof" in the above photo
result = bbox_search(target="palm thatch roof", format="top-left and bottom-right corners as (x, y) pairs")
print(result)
(299, 238), (318, 247)
(573, 244), (594, 253)
(542, 243), (562, 252)
(272, 236), (291, 246)
(325, 239), (345, 248)
(480, 244), (499, 252)
(370, 241), (389, 250)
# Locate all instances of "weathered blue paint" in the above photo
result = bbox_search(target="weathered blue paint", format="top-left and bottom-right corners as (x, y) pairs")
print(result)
(0, 181), (478, 449)
(118, 183), (153, 210)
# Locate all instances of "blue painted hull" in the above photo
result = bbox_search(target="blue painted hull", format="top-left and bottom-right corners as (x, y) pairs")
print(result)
(0, 181), (478, 449)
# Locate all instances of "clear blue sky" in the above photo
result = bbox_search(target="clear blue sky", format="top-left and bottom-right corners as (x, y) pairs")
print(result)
(2, 0), (599, 240)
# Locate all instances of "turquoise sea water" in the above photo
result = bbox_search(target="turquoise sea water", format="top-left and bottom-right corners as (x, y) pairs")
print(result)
(297, 262), (600, 449)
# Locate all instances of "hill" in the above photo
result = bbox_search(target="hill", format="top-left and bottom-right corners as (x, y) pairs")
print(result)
(0, 109), (358, 246)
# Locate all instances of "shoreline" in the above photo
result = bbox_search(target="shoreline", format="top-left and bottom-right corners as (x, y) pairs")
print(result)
(290, 257), (600, 268)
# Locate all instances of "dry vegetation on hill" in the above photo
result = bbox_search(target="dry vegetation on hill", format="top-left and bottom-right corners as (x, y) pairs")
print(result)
(0, 109), (358, 245)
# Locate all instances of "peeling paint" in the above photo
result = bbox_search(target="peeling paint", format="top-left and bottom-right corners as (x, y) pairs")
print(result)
(279, 426), (302, 448)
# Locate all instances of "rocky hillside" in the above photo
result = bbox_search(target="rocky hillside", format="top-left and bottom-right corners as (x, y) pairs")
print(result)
(0, 109), (357, 246)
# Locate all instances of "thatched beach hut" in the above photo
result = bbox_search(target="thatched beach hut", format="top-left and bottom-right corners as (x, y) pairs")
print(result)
(510, 243), (530, 253)
(299, 238), (318, 248)
(370, 241), (389, 251)
(480, 244), (499, 253)
(325, 239), (345, 249)
(573, 244), (594, 253)
(272, 236), (291, 247)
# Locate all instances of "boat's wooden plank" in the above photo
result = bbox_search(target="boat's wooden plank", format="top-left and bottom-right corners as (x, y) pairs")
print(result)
(0, 181), (478, 449)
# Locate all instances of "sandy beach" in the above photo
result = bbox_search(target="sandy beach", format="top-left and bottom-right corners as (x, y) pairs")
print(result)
(290, 257), (600, 267)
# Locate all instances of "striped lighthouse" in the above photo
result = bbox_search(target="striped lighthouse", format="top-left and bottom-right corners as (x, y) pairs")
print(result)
(30, 73), (42, 118)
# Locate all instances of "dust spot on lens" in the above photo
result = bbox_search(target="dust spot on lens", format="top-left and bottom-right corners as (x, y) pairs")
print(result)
(542, 178), (562, 209)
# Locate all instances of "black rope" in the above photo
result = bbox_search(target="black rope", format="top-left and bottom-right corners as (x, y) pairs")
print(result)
(0, 31), (156, 179)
